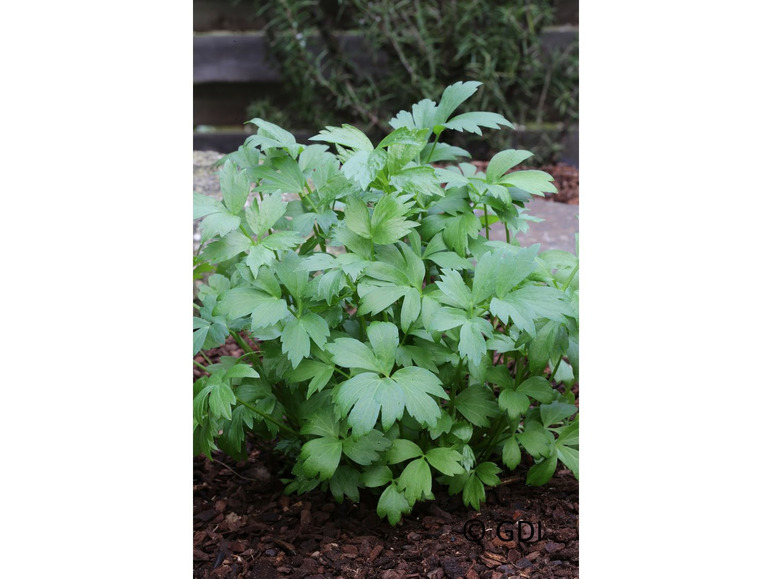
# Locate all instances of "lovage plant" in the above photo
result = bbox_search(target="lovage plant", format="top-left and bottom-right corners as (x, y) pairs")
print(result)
(193, 82), (578, 525)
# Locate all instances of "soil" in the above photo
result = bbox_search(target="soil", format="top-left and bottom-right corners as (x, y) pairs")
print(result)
(194, 338), (579, 578)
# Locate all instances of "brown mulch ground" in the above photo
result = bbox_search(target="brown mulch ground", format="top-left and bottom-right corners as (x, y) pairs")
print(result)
(469, 162), (579, 205)
(194, 339), (579, 578)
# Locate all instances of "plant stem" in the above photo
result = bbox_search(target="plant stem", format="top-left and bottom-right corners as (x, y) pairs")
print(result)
(483, 204), (490, 240)
(200, 351), (215, 366)
(235, 396), (299, 438)
(481, 415), (508, 461)
(562, 264), (579, 290)
(193, 359), (210, 374)
(426, 131), (441, 163)
(230, 330), (254, 354)
(550, 357), (563, 385)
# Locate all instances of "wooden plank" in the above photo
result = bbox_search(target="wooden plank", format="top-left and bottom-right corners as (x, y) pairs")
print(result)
(193, 28), (577, 84)
(194, 32), (280, 83)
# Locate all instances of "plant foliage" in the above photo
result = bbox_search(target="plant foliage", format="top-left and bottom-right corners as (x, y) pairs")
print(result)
(193, 82), (578, 525)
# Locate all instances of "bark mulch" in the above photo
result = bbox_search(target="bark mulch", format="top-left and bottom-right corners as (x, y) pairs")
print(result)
(194, 339), (579, 579)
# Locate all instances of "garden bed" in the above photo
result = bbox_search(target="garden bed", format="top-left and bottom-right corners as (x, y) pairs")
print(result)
(194, 338), (579, 579)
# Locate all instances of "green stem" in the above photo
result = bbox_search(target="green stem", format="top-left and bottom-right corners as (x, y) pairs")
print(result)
(235, 396), (299, 439)
(550, 357), (563, 385)
(302, 184), (320, 213)
(505, 224), (511, 244)
(483, 204), (490, 240)
(426, 131), (441, 163)
(230, 330), (254, 354)
(481, 415), (508, 461)
(562, 264), (579, 290)
(200, 351), (215, 366)
(193, 359), (209, 374)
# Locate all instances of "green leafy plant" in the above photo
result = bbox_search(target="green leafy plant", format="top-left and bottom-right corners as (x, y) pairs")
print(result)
(193, 82), (578, 525)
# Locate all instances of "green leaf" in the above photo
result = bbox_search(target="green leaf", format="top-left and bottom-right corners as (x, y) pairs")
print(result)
(334, 373), (405, 437)
(219, 160), (251, 214)
(475, 462), (502, 486)
(246, 117), (301, 156)
(300, 437), (343, 480)
(224, 364), (260, 380)
(425, 447), (465, 476)
(344, 196), (371, 239)
(209, 382), (236, 420)
(516, 376), (555, 404)
(427, 306), (467, 332)
(436, 80), (482, 124)
(459, 318), (492, 365)
(245, 192), (287, 238)
(361, 465), (393, 488)
(281, 317), (310, 368)
(310, 124), (374, 152)
(441, 211), (482, 255)
(193, 326), (209, 356)
(326, 338), (380, 373)
(517, 423), (554, 459)
(199, 210), (241, 241)
(370, 194), (419, 245)
(557, 417), (579, 447)
(500, 170), (557, 196)
(193, 192), (225, 219)
(343, 149), (387, 189)
(454, 385), (498, 427)
(388, 439), (423, 464)
(502, 436), (522, 470)
(218, 288), (288, 326)
(389, 98), (439, 131)
(377, 483), (411, 525)
(343, 430), (392, 465)
(529, 321), (566, 374)
(261, 230), (303, 251)
(367, 321), (399, 375)
(397, 457), (432, 505)
(494, 245), (539, 297)
(391, 366), (448, 427)
(358, 284), (408, 316)
(443, 111), (513, 135)
(330, 465), (360, 503)
(526, 454), (558, 486)
(400, 288), (421, 332)
(498, 389), (531, 420)
(300, 313), (330, 348)
(462, 474), (486, 510)
(471, 251), (500, 304)
(436, 270), (472, 309)
(486, 150), (534, 183)
(489, 286), (572, 336)
(200, 231), (251, 262)
(556, 444), (578, 479)
(540, 401), (578, 426)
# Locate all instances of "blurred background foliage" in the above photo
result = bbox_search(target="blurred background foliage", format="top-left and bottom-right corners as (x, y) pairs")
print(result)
(206, 0), (578, 162)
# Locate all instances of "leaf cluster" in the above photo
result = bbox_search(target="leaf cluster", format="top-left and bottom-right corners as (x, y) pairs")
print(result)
(193, 82), (578, 525)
